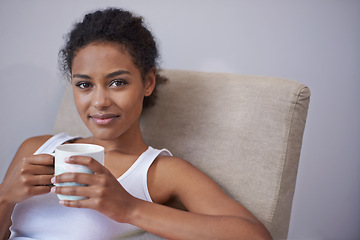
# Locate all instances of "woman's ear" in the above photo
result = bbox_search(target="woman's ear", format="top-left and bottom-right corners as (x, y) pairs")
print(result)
(144, 68), (156, 97)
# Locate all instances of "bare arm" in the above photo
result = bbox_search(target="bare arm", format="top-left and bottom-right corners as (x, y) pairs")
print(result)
(0, 135), (53, 239)
(127, 199), (270, 239)
(0, 198), (13, 240)
(127, 157), (272, 239)
(53, 155), (272, 239)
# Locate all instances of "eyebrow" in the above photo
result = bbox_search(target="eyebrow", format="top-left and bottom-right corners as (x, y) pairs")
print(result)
(106, 70), (131, 78)
(72, 70), (131, 80)
(72, 73), (91, 79)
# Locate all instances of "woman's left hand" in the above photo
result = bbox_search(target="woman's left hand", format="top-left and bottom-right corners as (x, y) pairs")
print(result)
(51, 156), (136, 223)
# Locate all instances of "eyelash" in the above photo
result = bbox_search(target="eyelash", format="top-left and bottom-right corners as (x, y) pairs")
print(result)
(74, 79), (128, 89)
(110, 79), (128, 87)
(75, 81), (91, 89)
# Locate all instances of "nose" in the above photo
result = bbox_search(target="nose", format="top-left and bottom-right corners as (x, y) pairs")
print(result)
(92, 86), (111, 110)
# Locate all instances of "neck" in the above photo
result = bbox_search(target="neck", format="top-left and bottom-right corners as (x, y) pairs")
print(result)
(83, 122), (148, 155)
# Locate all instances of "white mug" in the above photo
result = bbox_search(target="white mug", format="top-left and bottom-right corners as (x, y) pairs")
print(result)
(53, 143), (104, 201)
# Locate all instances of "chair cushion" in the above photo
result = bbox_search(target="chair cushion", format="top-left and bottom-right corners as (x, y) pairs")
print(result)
(141, 70), (310, 239)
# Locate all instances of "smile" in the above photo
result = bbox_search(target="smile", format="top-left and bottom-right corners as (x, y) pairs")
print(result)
(89, 114), (120, 125)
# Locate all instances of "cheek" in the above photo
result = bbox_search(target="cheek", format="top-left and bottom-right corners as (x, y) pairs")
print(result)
(114, 91), (144, 113)
(113, 89), (145, 119)
(73, 92), (90, 117)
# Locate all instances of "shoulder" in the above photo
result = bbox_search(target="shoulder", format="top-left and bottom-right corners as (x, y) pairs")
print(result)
(151, 155), (198, 180)
(3, 135), (53, 179)
(15, 135), (53, 160)
(20, 135), (53, 153)
(148, 155), (212, 204)
(22, 135), (53, 145)
(149, 155), (247, 216)
(153, 155), (191, 168)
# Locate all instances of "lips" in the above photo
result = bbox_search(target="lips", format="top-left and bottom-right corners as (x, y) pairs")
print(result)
(89, 114), (120, 125)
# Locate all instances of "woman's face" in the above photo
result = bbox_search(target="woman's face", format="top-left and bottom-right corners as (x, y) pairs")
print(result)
(71, 42), (155, 140)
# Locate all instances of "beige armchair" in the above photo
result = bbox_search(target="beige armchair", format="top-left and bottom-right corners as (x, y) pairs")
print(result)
(54, 69), (310, 239)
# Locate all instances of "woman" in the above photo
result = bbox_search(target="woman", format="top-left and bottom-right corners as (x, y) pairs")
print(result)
(0, 8), (271, 239)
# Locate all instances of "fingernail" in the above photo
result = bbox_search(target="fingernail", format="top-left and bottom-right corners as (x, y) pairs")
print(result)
(51, 186), (56, 193)
(64, 157), (71, 162)
(51, 177), (56, 184)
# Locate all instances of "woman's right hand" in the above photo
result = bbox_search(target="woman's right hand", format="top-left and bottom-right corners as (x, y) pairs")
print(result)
(0, 135), (53, 239)
(0, 153), (54, 205)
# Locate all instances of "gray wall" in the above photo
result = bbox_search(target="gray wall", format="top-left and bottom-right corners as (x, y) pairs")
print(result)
(1, 1), (359, 239)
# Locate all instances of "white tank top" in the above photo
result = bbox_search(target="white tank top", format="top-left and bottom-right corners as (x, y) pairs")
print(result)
(10, 133), (171, 239)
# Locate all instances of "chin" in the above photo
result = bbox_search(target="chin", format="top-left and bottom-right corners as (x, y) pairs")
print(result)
(88, 128), (120, 141)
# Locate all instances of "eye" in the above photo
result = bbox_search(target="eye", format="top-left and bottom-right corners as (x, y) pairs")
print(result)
(75, 81), (92, 89)
(110, 79), (127, 87)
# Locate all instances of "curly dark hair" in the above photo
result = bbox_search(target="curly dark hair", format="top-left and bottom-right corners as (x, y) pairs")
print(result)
(59, 8), (166, 109)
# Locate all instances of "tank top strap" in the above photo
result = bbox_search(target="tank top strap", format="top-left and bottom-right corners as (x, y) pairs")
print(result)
(138, 146), (172, 171)
(33, 132), (80, 155)
(119, 146), (172, 202)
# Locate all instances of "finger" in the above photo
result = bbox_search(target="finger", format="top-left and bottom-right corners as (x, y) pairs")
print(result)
(65, 156), (105, 174)
(27, 185), (52, 196)
(51, 185), (89, 198)
(59, 198), (92, 209)
(34, 165), (54, 175)
(53, 172), (95, 185)
(20, 164), (54, 175)
(24, 154), (54, 166)
(23, 174), (54, 186)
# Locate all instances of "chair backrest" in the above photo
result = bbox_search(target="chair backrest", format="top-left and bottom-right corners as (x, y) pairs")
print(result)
(54, 69), (310, 239)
